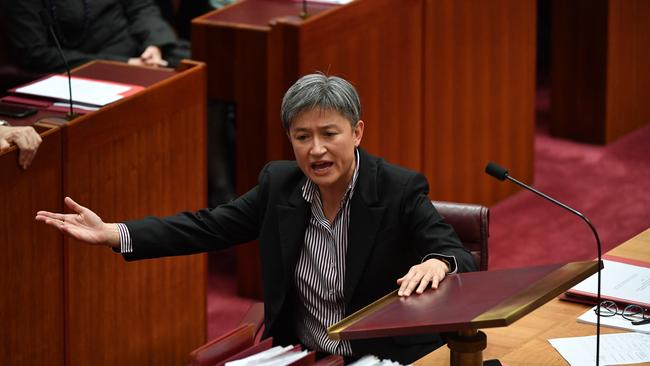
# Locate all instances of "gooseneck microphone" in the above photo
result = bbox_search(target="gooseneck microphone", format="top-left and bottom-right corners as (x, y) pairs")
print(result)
(485, 162), (603, 366)
(39, 9), (76, 120)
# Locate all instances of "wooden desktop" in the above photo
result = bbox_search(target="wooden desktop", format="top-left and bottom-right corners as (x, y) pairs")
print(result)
(0, 60), (207, 366)
(416, 228), (650, 365)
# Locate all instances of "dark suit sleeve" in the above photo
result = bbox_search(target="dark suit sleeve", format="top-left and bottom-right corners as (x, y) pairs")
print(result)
(402, 172), (477, 273)
(121, 0), (178, 48)
(2, 0), (130, 72)
(122, 167), (269, 261)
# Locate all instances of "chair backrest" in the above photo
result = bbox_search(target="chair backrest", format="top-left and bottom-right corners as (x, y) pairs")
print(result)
(432, 200), (489, 271)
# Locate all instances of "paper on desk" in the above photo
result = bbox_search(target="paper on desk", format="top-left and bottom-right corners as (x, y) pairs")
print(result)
(15, 75), (137, 106)
(549, 332), (650, 366)
(569, 259), (650, 307)
(578, 306), (650, 335)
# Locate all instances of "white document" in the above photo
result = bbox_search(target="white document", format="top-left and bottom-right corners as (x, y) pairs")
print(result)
(15, 75), (134, 106)
(569, 259), (650, 305)
(578, 306), (650, 335)
(348, 355), (404, 366)
(225, 345), (294, 366)
(549, 333), (650, 366)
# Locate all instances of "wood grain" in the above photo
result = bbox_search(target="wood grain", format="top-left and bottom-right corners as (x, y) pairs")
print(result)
(423, 0), (536, 205)
(551, 0), (650, 144)
(0, 126), (64, 366)
(61, 61), (207, 366)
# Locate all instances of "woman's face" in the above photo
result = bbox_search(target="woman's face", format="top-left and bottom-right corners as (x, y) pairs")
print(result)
(288, 108), (364, 195)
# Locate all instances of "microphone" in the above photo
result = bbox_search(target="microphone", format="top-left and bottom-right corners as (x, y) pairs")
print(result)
(485, 162), (603, 366)
(300, 0), (309, 19)
(39, 9), (76, 120)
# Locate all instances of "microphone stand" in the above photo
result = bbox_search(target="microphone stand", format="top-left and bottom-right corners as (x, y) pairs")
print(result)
(300, 0), (309, 19)
(486, 163), (603, 366)
(46, 26), (75, 120)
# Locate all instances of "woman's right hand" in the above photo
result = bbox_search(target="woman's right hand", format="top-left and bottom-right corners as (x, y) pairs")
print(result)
(35, 197), (120, 247)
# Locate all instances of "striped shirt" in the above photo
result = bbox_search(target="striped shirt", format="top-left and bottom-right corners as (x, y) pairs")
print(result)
(294, 149), (360, 356)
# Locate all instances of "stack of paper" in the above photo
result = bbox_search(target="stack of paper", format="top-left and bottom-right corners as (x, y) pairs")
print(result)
(549, 333), (650, 366)
(564, 257), (650, 307)
(348, 355), (405, 366)
(225, 345), (309, 366)
(14, 75), (143, 107)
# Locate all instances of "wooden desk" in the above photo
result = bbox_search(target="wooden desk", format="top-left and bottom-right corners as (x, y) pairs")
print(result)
(416, 228), (650, 365)
(1, 61), (208, 366)
(192, 0), (536, 298)
(1, 125), (64, 366)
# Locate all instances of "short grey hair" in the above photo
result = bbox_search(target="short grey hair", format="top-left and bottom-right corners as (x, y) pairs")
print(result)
(281, 73), (361, 131)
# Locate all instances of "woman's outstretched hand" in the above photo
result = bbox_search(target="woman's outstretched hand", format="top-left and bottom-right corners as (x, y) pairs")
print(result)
(35, 197), (120, 248)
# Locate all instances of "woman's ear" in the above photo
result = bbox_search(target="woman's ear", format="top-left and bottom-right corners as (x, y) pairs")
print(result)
(353, 120), (364, 147)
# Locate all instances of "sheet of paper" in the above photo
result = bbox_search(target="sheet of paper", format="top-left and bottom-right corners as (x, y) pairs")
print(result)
(569, 259), (650, 305)
(15, 75), (132, 106)
(578, 306), (650, 334)
(225, 345), (294, 366)
(549, 332), (650, 366)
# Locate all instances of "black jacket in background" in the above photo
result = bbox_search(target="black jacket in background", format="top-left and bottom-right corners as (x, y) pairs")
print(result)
(2, 0), (187, 72)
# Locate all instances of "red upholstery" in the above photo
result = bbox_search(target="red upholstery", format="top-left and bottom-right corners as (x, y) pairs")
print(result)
(432, 200), (489, 271)
(186, 323), (255, 366)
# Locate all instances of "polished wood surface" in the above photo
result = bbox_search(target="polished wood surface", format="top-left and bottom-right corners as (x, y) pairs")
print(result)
(551, 0), (650, 144)
(328, 261), (598, 340)
(62, 61), (207, 366)
(1, 126), (64, 366)
(423, 0), (536, 204)
(1, 61), (207, 366)
(416, 228), (650, 365)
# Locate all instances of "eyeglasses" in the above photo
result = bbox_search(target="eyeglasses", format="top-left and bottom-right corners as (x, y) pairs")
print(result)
(594, 300), (650, 326)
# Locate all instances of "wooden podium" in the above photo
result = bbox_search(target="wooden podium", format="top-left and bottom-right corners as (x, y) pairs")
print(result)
(0, 61), (207, 366)
(328, 261), (600, 366)
(192, 0), (536, 298)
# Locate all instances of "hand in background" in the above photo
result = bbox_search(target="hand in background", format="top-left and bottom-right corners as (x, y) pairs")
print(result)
(35, 197), (120, 248)
(139, 45), (168, 67)
(396, 258), (450, 296)
(0, 125), (42, 169)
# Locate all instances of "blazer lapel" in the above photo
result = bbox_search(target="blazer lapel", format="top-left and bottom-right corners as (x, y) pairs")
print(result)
(277, 180), (309, 284)
(344, 150), (386, 304)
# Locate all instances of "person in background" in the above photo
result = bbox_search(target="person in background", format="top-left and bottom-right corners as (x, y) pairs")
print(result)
(1, 0), (190, 72)
(35, 73), (476, 364)
(0, 122), (42, 169)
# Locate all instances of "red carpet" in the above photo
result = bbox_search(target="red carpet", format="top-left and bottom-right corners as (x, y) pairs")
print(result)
(489, 123), (650, 269)
(205, 118), (650, 340)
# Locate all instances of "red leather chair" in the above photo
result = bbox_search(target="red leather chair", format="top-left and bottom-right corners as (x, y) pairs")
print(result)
(432, 200), (490, 271)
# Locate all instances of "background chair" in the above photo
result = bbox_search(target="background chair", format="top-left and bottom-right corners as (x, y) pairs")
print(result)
(432, 200), (490, 271)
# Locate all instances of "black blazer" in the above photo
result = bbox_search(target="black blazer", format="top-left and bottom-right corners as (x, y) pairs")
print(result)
(124, 149), (476, 363)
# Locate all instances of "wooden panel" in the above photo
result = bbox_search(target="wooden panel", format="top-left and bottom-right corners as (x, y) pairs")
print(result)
(605, 0), (650, 143)
(295, 0), (424, 172)
(550, 0), (608, 144)
(423, 0), (536, 205)
(551, 0), (650, 144)
(62, 62), (207, 366)
(0, 126), (64, 366)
